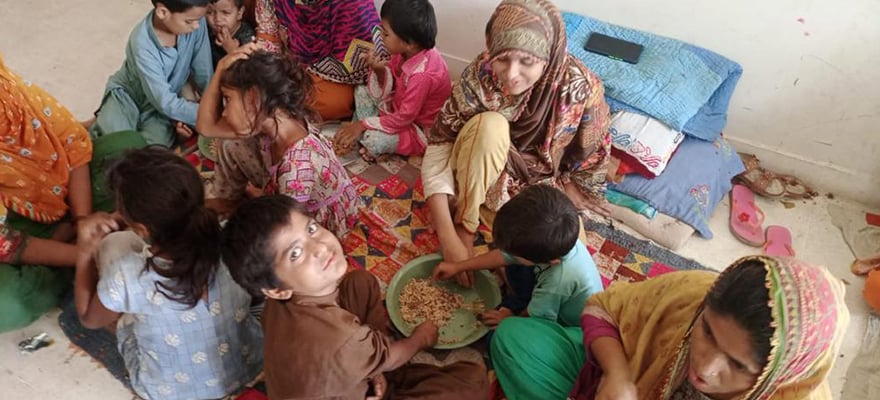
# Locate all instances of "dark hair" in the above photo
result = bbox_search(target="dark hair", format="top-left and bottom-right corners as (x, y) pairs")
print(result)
(380, 0), (437, 50)
(704, 258), (773, 367)
(152, 0), (210, 13)
(209, 0), (244, 7)
(220, 51), (317, 135)
(221, 195), (309, 297)
(107, 147), (220, 307)
(492, 184), (580, 263)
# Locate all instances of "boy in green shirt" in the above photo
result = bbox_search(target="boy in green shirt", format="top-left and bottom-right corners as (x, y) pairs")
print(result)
(433, 184), (604, 327)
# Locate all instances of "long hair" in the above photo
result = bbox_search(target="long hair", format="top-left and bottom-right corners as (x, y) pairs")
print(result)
(107, 147), (221, 307)
(220, 51), (317, 137)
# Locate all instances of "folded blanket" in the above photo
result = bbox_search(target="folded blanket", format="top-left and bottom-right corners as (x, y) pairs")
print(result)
(563, 12), (742, 142)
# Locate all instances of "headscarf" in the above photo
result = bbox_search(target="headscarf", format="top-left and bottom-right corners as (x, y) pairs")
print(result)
(574, 255), (849, 400)
(0, 53), (92, 223)
(430, 0), (610, 194)
(273, 0), (380, 85)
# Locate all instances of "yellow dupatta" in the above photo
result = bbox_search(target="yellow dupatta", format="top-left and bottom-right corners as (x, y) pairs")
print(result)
(584, 256), (849, 400)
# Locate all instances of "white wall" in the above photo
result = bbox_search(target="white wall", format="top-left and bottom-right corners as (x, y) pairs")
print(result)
(411, 0), (880, 205)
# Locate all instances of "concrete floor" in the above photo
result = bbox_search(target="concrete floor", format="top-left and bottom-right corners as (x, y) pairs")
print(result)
(0, 0), (873, 398)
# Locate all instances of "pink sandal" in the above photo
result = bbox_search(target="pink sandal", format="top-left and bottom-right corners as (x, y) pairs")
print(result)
(729, 184), (766, 246)
(763, 225), (795, 257)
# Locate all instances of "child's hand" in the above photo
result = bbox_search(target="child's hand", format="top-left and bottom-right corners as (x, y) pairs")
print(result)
(333, 122), (367, 150)
(363, 51), (388, 73)
(432, 261), (460, 281)
(595, 373), (638, 400)
(411, 320), (439, 349)
(216, 42), (259, 72)
(479, 307), (514, 327)
(174, 121), (195, 140)
(76, 212), (123, 260)
(215, 27), (241, 54)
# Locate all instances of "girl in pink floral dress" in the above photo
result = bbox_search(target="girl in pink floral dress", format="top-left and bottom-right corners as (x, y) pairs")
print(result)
(197, 48), (360, 238)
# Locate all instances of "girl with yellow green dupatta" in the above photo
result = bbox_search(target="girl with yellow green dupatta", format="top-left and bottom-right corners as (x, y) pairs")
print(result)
(490, 256), (849, 400)
(0, 52), (146, 333)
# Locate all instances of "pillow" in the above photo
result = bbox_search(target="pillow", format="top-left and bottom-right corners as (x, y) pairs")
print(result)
(610, 111), (685, 177)
(608, 204), (695, 251)
(609, 136), (745, 238)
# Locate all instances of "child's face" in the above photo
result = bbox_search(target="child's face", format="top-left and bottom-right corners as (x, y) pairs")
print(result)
(206, 0), (244, 34)
(157, 5), (208, 35)
(380, 19), (410, 55)
(266, 211), (348, 299)
(220, 86), (258, 137)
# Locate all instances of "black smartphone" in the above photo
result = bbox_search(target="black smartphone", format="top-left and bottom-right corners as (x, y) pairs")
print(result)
(584, 33), (644, 64)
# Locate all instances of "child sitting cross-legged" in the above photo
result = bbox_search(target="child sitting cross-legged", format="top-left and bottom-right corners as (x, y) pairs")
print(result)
(332, 0), (451, 160)
(221, 195), (488, 400)
(73, 148), (263, 400)
(433, 184), (604, 328)
(89, 0), (214, 146)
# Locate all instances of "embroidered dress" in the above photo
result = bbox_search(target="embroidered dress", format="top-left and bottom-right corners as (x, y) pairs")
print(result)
(261, 128), (361, 238)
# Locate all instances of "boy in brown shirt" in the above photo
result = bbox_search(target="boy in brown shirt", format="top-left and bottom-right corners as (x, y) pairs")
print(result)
(221, 195), (488, 400)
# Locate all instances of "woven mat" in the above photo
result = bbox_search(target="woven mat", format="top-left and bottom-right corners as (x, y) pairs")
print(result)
(57, 152), (711, 394)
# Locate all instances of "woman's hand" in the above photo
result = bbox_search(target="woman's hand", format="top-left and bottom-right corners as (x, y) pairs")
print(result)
(563, 181), (611, 217)
(363, 51), (388, 74)
(595, 373), (638, 400)
(432, 261), (461, 281)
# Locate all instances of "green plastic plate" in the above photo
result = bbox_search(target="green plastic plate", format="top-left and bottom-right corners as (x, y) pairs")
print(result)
(386, 253), (501, 349)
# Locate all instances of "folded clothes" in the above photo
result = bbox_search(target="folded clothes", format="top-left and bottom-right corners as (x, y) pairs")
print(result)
(606, 189), (657, 220)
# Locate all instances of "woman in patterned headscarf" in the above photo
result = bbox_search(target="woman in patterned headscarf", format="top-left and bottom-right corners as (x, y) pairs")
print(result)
(490, 256), (850, 400)
(421, 0), (611, 264)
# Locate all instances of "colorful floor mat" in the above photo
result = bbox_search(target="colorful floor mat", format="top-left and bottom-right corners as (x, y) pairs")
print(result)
(57, 152), (711, 394)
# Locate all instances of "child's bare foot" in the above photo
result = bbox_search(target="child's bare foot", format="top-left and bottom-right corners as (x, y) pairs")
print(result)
(244, 183), (263, 199)
(359, 147), (376, 162)
(852, 254), (880, 276)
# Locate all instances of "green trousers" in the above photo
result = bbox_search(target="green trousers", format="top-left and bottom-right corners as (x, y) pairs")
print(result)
(490, 317), (586, 400)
